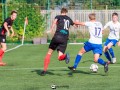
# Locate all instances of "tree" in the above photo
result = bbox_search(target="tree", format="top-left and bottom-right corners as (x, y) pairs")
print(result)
(7, 3), (45, 42)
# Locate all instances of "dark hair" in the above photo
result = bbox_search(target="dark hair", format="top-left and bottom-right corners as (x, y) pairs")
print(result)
(61, 8), (68, 13)
(112, 12), (118, 17)
(11, 10), (17, 15)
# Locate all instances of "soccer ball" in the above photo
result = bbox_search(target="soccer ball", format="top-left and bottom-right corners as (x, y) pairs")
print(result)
(90, 64), (98, 72)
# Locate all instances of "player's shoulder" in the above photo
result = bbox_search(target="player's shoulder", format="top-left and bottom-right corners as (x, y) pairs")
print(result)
(4, 17), (11, 22)
(117, 21), (120, 25)
(106, 21), (112, 24)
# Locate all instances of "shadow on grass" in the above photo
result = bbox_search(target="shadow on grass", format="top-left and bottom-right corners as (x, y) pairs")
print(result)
(67, 69), (108, 77)
(31, 69), (108, 77)
(31, 69), (55, 76)
(81, 60), (93, 63)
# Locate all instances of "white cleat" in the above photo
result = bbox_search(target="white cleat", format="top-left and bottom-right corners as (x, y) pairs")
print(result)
(111, 58), (116, 64)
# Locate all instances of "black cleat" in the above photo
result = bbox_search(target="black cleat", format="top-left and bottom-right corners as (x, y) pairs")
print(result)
(40, 71), (46, 76)
(68, 66), (76, 71)
(65, 53), (70, 64)
(104, 63), (108, 73)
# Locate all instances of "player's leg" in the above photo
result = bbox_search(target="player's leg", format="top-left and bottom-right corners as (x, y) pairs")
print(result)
(94, 54), (108, 72)
(108, 40), (118, 63)
(108, 48), (115, 58)
(41, 48), (54, 76)
(93, 45), (108, 73)
(44, 49), (53, 71)
(103, 39), (113, 63)
(68, 47), (86, 71)
(57, 40), (70, 64)
(0, 41), (7, 66)
(68, 41), (91, 71)
(103, 46), (111, 62)
(58, 51), (66, 60)
(41, 38), (57, 75)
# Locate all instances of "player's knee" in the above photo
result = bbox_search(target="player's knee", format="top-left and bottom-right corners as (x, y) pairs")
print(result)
(2, 46), (7, 51)
(78, 49), (85, 55)
(103, 47), (108, 52)
(94, 58), (98, 63)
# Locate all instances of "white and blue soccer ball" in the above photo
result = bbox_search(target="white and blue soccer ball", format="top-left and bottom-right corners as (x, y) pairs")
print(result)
(90, 64), (98, 72)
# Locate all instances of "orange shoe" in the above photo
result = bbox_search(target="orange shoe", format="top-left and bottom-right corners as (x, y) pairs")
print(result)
(0, 62), (6, 66)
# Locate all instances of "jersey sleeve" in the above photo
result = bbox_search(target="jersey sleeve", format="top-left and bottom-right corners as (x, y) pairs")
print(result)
(55, 15), (60, 20)
(4, 18), (10, 24)
(4, 17), (13, 26)
(85, 22), (91, 27)
(103, 21), (111, 29)
(69, 18), (74, 26)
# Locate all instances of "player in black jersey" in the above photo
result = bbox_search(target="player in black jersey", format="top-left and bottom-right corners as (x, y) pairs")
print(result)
(0, 11), (17, 66)
(41, 8), (75, 75)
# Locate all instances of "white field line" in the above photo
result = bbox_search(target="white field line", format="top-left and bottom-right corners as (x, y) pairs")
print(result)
(0, 66), (120, 71)
(5, 44), (23, 52)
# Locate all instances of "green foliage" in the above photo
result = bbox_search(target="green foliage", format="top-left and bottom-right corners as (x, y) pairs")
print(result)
(7, 3), (45, 42)
(0, 4), (2, 25)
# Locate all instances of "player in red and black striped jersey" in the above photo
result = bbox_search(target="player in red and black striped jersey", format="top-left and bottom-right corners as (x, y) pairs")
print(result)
(0, 11), (17, 66)
(41, 8), (76, 75)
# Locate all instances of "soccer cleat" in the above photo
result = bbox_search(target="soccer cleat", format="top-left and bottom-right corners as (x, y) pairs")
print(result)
(40, 71), (46, 76)
(111, 58), (116, 64)
(68, 66), (76, 71)
(104, 63), (108, 73)
(65, 53), (70, 64)
(0, 62), (6, 66)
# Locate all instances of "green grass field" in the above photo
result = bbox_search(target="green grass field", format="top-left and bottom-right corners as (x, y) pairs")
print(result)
(0, 44), (120, 90)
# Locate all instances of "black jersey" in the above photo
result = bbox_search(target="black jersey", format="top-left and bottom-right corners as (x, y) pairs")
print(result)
(54, 15), (74, 38)
(0, 17), (13, 35)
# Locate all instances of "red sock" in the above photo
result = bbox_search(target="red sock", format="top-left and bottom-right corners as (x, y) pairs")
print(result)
(44, 54), (51, 71)
(0, 49), (4, 62)
(0, 49), (4, 56)
(58, 54), (66, 61)
(0, 52), (4, 62)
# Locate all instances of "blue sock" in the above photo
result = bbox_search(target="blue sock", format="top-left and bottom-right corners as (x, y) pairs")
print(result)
(109, 48), (115, 58)
(98, 58), (106, 65)
(73, 54), (82, 68)
(104, 51), (111, 61)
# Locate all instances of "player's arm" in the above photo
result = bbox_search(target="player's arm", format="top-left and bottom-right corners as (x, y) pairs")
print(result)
(10, 26), (14, 37)
(3, 22), (10, 36)
(103, 22), (110, 30)
(47, 19), (58, 33)
(102, 22), (110, 34)
(74, 21), (85, 26)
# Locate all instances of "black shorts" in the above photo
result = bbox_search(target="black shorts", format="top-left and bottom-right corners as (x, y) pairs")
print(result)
(0, 35), (6, 43)
(49, 35), (68, 53)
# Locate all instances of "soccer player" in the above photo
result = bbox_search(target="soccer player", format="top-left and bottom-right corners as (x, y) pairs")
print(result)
(68, 13), (108, 73)
(103, 12), (120, 64)
(0, 10), (17, 66)
(41, 8), (75, 75)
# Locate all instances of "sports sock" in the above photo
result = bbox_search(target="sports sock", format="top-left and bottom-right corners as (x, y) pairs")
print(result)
(0, 49), (4, 62)
(0, 52), (4, 62)
(104, 51), (111, 61)
(0, 49), (4, 56)
(98, 58), (106, 65)
(73, 54), (82, 68)
(58, 54), (66, 61)
(43, 53), (51, 71)
(109, 48), (115, 58)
